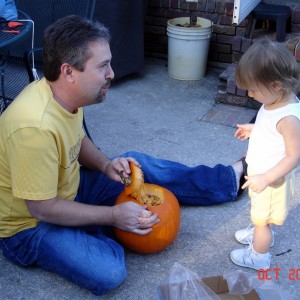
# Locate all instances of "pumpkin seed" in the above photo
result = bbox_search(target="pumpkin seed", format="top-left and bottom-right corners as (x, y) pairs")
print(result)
(119, 170), (131, 186)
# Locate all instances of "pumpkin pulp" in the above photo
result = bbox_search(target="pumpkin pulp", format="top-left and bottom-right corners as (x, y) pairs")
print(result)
(123, 162), (163, 206)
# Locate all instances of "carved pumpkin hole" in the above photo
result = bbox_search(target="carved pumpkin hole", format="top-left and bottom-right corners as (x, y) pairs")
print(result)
(134, 184), (164, 206)
(139, 194), (162, 206)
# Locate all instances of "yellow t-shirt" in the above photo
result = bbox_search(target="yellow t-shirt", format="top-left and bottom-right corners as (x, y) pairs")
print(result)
(0, 78), (85, 237)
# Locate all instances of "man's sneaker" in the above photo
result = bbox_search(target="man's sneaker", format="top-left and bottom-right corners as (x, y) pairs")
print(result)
(230, 246), (271, 271)
(235, 224), (275, 247)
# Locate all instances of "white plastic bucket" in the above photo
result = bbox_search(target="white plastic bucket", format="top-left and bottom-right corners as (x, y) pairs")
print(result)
(167, 17), (212, 80)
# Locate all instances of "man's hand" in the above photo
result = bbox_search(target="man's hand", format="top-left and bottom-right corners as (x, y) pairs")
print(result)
(104, 157), (141, 184)
(112, 201), (160, 235)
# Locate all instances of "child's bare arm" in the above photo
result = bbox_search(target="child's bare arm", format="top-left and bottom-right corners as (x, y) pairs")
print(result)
(234, 123), (254, 140)
(242, 116), (300, 193)
(269, 115), (300, 179)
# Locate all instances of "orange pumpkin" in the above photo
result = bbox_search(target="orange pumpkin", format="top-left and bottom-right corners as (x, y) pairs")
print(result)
(114, 163), (180, 254)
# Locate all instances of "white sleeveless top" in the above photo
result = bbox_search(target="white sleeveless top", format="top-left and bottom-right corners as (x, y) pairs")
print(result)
(246, 97), (300, 173)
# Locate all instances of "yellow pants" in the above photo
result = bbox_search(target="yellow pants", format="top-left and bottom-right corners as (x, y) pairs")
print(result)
(248, 169), (295, 226)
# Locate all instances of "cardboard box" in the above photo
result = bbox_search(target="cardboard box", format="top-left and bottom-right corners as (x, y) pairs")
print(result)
(202, 275), (261, 300)
(159, 274), (261, 300)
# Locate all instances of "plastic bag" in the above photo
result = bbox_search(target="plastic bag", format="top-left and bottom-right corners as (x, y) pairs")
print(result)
(0, 0), (18, 21)
(256, 281), (295, 300)
(223, 270), (295, 300)
(223, 269), (262, 294)
(158, 263), (221, 300)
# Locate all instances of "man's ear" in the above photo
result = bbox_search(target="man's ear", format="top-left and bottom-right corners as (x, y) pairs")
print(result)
(61, 63), (74, 82)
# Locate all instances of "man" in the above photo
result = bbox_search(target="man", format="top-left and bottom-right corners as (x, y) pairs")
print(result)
(0, 15), (245, 295)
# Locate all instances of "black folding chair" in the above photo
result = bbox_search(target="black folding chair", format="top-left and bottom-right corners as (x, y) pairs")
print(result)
(16, 0), (96, 48)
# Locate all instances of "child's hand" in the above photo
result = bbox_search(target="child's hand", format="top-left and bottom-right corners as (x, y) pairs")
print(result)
(242, 174), (268, 193)
(234, 124), (254, 140)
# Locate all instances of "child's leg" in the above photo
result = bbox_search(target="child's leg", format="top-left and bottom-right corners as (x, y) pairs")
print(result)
(230, 181), (272, 270)
(230, 170), (293, 270)
(234, 223), (275, 247)
(253, 224), (272, 253)
(230, 223), (272, 270)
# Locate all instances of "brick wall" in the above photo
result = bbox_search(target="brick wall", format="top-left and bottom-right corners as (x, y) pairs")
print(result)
(217, 34), (300, 109)
(145, 0), (239, 65)
(145, 0), (300, 108)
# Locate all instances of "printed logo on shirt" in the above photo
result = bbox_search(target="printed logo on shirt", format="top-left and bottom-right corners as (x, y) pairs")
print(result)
(69, 135), (81, 164)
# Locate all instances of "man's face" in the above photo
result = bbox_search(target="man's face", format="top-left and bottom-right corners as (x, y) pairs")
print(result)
(75, 41), (114, 106)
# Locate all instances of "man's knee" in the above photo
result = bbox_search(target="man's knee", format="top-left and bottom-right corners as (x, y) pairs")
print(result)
(90, 263), (127, 295)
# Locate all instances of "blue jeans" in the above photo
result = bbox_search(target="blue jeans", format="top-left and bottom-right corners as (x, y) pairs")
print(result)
(0, 151), (237, 295)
